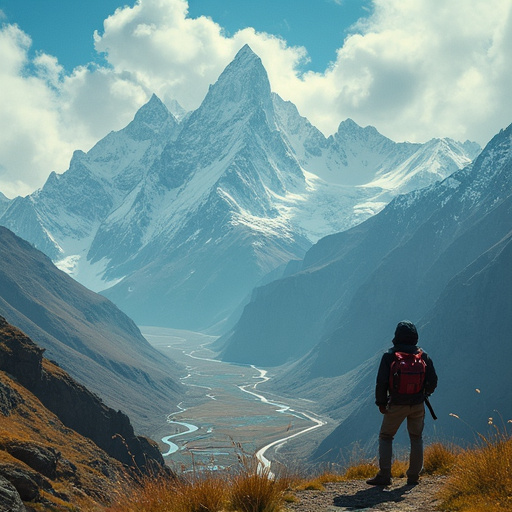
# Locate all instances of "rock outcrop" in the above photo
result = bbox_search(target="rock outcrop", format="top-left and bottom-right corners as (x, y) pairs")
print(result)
(0, 316), (172, 510)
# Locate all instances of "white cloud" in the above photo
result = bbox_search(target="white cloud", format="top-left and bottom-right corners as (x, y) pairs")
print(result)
(0, 0), (511, 198)
(0, 24), (71, 197)
(93, 0), (308, 110)
(92, 0), (512, 144)
(315, 0), (512, 144)
(0, 24), (148, 198)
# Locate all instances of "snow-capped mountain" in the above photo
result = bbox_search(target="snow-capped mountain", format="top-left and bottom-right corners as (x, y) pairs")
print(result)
(0, 45), (479, 330)
(220, 122), (511, 368)
(219, 122), (512, 459)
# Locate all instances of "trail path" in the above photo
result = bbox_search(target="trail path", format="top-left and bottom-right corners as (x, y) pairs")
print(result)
(285, 476), (447, 511)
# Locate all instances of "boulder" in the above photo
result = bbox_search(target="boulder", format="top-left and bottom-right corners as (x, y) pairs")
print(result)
(0, 441), (59, 480)
(0, 474), (26, 511)
(0, 465), (39, 502)
(0, 378), (23, 415)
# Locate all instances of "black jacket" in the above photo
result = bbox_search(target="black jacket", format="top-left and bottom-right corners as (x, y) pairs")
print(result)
(375, 343), (438, 406)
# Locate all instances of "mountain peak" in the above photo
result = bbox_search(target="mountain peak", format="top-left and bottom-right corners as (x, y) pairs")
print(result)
(233, 44), (259, 63)
(123, 93), (179, 141)
(133, 94), (173, 126)
(200, 44), (271, 110)
(337, 118), (379, 137)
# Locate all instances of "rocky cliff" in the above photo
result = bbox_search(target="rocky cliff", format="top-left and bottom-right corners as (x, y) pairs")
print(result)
(0, 316), (171, 510)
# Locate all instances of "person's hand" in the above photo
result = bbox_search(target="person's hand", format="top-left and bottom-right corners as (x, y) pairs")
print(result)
(379, 405), (388, 414)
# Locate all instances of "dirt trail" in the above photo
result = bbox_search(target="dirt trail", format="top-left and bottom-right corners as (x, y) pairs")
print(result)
(285, 476), (447, 511)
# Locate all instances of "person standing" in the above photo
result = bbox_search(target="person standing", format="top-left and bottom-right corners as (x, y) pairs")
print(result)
(367, 320), (438, 486)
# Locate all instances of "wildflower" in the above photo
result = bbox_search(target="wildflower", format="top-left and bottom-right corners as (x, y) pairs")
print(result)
(488, 418), (493, 425)
(475, 389), (481, 393)
(449, 413), (460, 419)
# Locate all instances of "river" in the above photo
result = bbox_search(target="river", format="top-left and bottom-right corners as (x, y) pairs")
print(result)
(142, 326), (329, 472)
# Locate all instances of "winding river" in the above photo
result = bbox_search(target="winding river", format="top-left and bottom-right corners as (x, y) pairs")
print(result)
(143, 327), (328, 472)
(238, 366), (327, 471)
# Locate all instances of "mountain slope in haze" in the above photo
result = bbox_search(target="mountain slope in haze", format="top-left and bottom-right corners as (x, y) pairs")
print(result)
(0, 226), (183, 436)
(220, 123), (510, 369)
(314, 226), (512, 461)
(221, 123), (512, 457)
(0, 191), (9, 216)
(0, 45), (479, 330)
(0, 317), (169, 511)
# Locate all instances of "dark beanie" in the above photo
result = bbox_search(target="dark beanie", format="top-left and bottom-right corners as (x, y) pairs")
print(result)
(393, 320), (418, 345)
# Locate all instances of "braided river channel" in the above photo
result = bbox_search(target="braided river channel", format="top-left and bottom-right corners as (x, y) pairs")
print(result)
(142, 326), (330, 473)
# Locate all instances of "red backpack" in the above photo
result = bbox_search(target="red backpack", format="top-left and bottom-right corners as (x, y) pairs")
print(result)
(389, 350), (426, 394)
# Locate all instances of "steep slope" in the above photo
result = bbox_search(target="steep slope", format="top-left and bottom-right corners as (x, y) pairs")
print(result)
(1, 94), (180, 278)
(0, 191), (9, 216)
(0, 46), (478, 330)
(221, 123), (511, 369)
(0, 317), (170, 510)
(221, 122), (512, 458)
(0, 226), (183, 435)
(314, 229), (512, 460)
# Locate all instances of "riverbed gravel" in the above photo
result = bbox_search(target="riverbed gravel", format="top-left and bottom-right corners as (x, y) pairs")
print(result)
(284, 476), (447, 511)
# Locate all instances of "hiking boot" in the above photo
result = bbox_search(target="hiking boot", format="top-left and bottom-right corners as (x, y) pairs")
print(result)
(366, 475), (391, 486)
(406, 478), (419, 486)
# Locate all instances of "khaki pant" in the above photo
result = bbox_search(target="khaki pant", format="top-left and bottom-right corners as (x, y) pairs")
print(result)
(377, 403), (425, 480)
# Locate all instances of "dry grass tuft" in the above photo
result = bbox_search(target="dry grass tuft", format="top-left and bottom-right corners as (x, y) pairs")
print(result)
(295, 470), (346, 491)
(107, 474), (179, 512)
(177, 475), (228, 512)
(230, 461), (290, 512)
(107, 457), (291, 512)
(390, 459), (408, 478)
(439, 429), (512, 512)
(423, 442), (458, 475)
(108, 473), (232, 512)
(342, 462), (377, 480)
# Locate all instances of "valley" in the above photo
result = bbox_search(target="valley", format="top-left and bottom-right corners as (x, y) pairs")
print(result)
(142, 327), (332, 473)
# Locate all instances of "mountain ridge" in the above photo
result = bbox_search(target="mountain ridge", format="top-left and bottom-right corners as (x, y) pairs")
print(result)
(0, 45), (480, 330)
(221, 121), (512, 460)
(0, 225), (183, 436)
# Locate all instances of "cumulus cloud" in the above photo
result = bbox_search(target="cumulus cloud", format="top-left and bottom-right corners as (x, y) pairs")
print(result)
(93, 0), (308, 110)
(306, 0), (512, 143)
(0, 24), (148, 197)
(93, 0), (512, 146)
(1, 0), (511, 197)
(0, 24), (70, 197)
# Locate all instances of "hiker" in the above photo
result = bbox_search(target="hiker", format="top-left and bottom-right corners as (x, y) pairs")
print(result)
(367, 320), (438, 486)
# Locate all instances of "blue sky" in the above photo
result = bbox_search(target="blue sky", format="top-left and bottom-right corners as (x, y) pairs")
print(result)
(0, 0), (511, 198)
(0, 0), (125, 70)
(1, 0), (371, 73)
